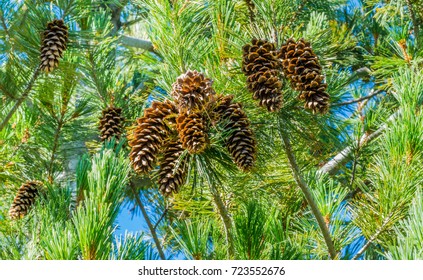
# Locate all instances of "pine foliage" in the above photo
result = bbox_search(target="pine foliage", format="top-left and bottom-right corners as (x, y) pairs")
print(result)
(1, 0), (422, 261)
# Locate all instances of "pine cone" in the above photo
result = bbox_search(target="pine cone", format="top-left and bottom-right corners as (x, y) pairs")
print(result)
(171, 70), (215, 111)
(99, 106), (124, 141)
(219, 100), (256, 171)
(158, 139), (188, 195)
(129, 100), (178, 173)
(210, 94), (235, 123)
(279, 38), (330, 114)
(242, 38), (283, 112)
(9, 181), (41, 219)
(40, 19), (69, 73)
(177, 111), (208, 154)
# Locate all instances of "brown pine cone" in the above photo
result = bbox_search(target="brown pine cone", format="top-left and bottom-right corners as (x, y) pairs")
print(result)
(9, 181), (42, 219)
(171, 70), (215, 111)
(242, 38), (283, 112)
(219, 100), (256, 171)
(40, 19), (69, 73)
(129, 100), (178, 173)
(176, 111), (208, 154)
(99, 106), (124, 142)
(213, 94), (234, 119)
(158, 139), (188, 195)
(279, 38), (330, 114)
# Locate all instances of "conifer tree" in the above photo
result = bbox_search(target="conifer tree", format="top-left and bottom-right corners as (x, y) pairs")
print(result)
(1, 0), (422, 260)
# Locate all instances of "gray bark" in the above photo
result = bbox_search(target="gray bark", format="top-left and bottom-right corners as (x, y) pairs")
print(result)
(317, 111), (400, 175)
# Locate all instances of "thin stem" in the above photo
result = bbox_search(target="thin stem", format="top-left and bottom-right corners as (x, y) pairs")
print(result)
(153, 207), (168, 230)
(87, 52), (106, 105)
(0, 10), (11, 39)
(48, 74), (75, 182)
(271, 1), (278, 46)
(405, 0), (420, 48)
(129, 184), (166, 260)
(318, 110), (400, 175)
(0, 84), (17, 100)
(121, 17), (145, 29)
(352, 214), (392, 260)
(331, 90), (383, 107)
(209, 183), (235, 259)
(349, 154), (358, 188)
(349, 127), (364, 189)
(47, 120), (64, 182)
(288, 0), (308, 26)
(279, 123), (337, 259)
(62, 0), (75, 18)
(0, 67), (40, 132)
(244, 0), (255, 23)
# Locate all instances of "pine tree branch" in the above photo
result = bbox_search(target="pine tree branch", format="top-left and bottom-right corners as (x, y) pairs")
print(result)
(47, 69), (76, 182)
(0, 67), (40, 132)
(105, 1), (154, 52)
(153, 207), (168, 230)
(0, 84), (17, 101)
(87, 52), (106, 104)
(209, 183), (235, 259)
(108, 0), (128, 34)
(244, 0), (255, 23)
(352, 214), (392, 260)
(288, 0), (309, 26)
(279, 123), (337, 259)
(349, 152), (359, 189)
(5, 114), (45, 167)
(47, 120), (64, 183)
(64, 140), (86, 196)
(120, 35), (154, 51)
(129, 184), (166, 260)
(331, 90), (383, 107)
(405, 0), (420, 48)
(0, 10), (10, 39)
(317, 110), (400, 175)
(121, 18), (145, 29)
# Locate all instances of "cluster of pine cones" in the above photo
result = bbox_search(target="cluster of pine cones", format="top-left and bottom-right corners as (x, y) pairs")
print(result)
(242, 38), (330, 114)
(8, 23), (330, 219)
(128, 70), (256, 196)
(34, 22), (328, 205)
